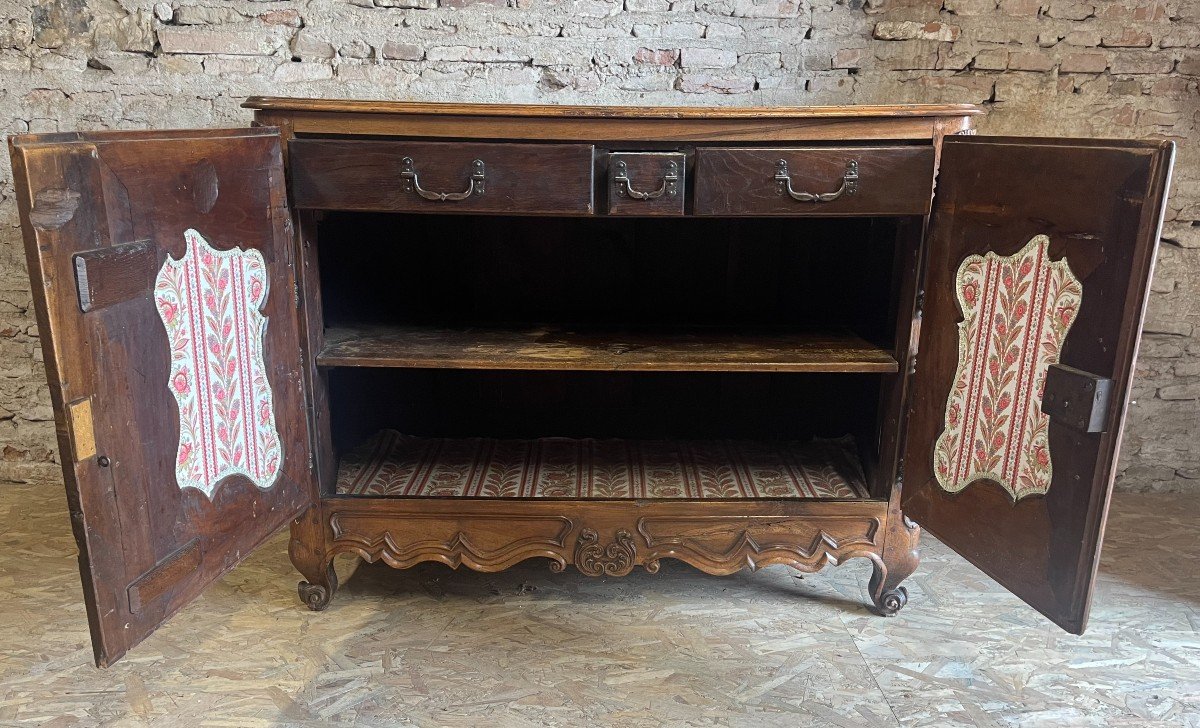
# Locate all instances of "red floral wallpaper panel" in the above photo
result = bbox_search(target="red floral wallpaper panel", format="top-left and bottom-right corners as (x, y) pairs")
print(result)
(933, 235), (1083, 501)
(154, 229), (283, 498)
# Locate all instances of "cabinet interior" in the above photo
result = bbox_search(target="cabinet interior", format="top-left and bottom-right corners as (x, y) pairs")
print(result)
(313, 212), (911, 501)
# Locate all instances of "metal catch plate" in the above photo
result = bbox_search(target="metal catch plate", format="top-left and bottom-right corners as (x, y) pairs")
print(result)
(1041, 363), (1113, 433)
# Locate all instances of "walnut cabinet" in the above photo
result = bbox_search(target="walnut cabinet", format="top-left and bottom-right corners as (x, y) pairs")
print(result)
(8, 99), (1174, 666)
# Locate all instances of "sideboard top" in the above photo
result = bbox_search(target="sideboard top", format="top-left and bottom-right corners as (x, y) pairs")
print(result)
(243, 97), (982, 120)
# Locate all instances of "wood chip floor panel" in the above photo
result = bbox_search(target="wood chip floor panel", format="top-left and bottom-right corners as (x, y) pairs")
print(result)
(1, 484), (1197, 726)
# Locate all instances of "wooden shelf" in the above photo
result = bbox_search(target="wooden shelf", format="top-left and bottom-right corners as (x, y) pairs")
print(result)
(318, 324), (898, 373)
(337, 430), (870, 499)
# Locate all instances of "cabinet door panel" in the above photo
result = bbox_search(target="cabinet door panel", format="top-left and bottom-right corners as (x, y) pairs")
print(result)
(9, 128), (316, 666)
(903, 136), (1173, 633)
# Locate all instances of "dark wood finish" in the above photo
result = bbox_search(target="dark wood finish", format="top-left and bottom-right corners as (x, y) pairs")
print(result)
(1042, 364), (1114, 434)
(694, 146), (935, 216)
(289, 139), (595, 215)
(9, 128), (316, 667)
(607, 152), (686, 216)
(902, 136), (1175, 634)
(126, 539), (201, 613)
(246, 97), (983, 119)
(318, 324), (899, 373)
(320, 496), (889, 578)
(73, 240), (161, 312)
(27, 100), (1179, 662)
(246, 98), (979, 143)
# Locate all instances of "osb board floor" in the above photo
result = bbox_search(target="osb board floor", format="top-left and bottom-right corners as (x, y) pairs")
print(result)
(1, 485), (1197, 727)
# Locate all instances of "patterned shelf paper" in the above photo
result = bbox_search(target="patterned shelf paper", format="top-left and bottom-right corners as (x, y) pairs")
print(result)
(337, 429), (869, 499)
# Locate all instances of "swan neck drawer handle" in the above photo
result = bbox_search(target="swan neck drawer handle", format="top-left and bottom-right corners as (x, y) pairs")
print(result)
(775, 159), (858, 203)
(613, 159), (679, 201)
(401, 157), (485, 201)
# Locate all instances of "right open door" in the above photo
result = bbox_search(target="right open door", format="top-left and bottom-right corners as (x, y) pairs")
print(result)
(902, 136), (1174, 634)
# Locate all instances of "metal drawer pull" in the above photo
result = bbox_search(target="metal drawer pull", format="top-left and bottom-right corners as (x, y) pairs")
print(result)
(775, 159), (858, 202)
(613, 159), (678, 200)
(400, 157), (485, 201)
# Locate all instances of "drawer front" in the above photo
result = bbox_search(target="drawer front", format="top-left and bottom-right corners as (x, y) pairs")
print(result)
(290, 140), (595, 214)
(607, 152), (686, 216)
(694, 146), (934, 216)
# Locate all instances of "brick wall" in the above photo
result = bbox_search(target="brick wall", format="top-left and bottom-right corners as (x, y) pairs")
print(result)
(0, 0), (1196, 490)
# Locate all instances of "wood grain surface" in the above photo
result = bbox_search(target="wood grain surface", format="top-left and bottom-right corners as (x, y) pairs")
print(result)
(289, 139), (596, 215)
(694, 146), (935, 216)
(318, 324), (900, 373)
(901, 136), (1175, 634)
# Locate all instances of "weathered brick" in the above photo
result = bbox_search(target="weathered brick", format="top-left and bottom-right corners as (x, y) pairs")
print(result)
(942, 0), (997, 15)
(682, 47), (738, 68)
(426, 46), (533, 62)
(973, 48), (1010, 70)
(340, 40), (373, 60)
(1060, 51), (1107, 72)
(273, 61), (334, 83)
(832, 47), (867, 69)
(1101, 28), (1154, 47)
(1160, 384), (1200, 401)
(633, 47), (680, 65)
(873, 21), (960, 41)
(259, 9), (303, 27)
(633, 22), (706, 38)
(1177, 53), (1200, 75)
(1063, 29), (1101, 46)
(677, 72), (755, 92)
(1096, 1), (1169, 21)
(158, 27), (287, 56)
(1008, 49), (1056, 70)
(1109, 50), (1175, 74)
(730, 0), (801, 19)
(626, 0), (672, 9)
(1046, 0), (1093, 19)
(441, 0), (509, 7)
(381, 41), (423, 61)
(291, 31), (336, 60)
(373, 0), (438, 7)
(999, 0), (1042, 15)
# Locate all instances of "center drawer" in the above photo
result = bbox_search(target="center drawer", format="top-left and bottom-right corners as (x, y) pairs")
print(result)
(693, 146), (935, 216)
(289, 140), (595, 215)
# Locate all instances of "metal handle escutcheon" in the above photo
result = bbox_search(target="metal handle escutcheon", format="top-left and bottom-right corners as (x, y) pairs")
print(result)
(401, 157), (485, 201)
(775, 159), (858, 203)
(613, 159), (679, 201)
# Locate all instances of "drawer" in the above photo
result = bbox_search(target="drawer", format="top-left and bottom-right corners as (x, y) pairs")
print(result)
(607, 152), (685, 216)
(693, 146), (935, 216)
(289, 140), (595, 214)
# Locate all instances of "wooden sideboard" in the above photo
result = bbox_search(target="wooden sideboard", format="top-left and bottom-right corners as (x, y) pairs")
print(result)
(9, 99), (1173, 666)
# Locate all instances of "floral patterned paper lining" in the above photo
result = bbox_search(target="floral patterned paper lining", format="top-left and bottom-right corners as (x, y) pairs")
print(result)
(337, 430), (868, 499)
(934, 235), (1082, 501)
(155, 229), (282, 497)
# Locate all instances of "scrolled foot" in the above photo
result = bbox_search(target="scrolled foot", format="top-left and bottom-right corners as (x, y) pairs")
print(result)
(297, 563), (338, 611)
(873, 586), (908, 616)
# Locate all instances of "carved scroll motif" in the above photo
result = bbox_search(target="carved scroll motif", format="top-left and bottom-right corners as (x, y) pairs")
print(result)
(574, 529), (637, 576)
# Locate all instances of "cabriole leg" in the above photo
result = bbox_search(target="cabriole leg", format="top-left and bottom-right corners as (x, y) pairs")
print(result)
(869, 513), (920, 616)
(289, 506), (338, 611)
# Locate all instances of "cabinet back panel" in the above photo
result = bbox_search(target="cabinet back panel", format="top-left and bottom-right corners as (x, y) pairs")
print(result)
(326, 369), (881, 477)
(316, 213), (901, 345)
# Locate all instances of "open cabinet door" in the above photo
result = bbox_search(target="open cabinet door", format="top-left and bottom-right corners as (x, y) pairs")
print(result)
(9, 128), (316, 666)
(903, 136), (1174, 633)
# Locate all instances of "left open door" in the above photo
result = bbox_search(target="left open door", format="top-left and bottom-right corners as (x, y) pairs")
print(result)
(9, 128), (316, 667)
